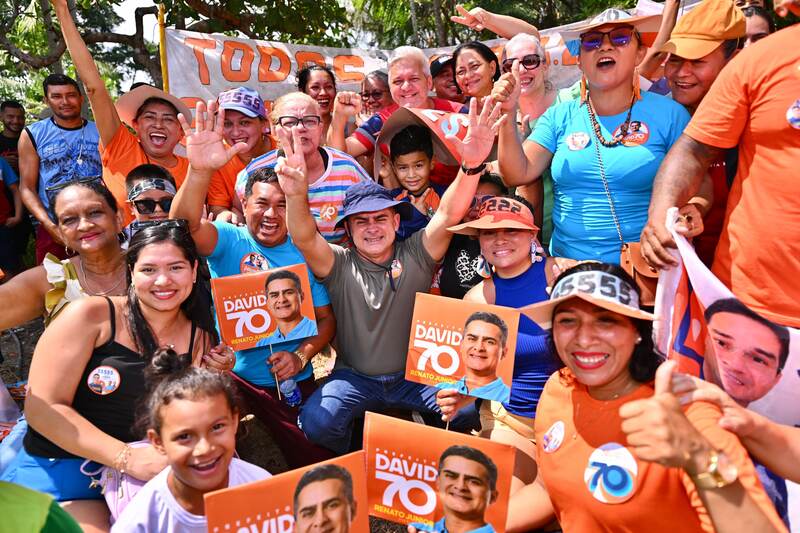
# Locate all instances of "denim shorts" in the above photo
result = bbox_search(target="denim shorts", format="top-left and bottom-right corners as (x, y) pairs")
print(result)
(1, 443), (102, 501)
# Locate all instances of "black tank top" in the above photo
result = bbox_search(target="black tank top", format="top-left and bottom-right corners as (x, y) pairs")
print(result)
(24, 297), (197, 459)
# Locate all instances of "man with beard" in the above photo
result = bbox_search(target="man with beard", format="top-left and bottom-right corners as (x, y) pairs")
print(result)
(17, 74), (102, 261)
(0, 100), (25, 173)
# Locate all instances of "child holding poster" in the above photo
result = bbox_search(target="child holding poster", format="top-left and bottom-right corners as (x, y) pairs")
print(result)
(112, 348), (270, 532)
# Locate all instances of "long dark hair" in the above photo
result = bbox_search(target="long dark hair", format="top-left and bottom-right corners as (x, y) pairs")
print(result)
(547, 262), (660, 383)
(452, 41), (501, 89)
(125, 222), (215, 361)
(142, 347), (240, 434)
(297, 64), (336, 92)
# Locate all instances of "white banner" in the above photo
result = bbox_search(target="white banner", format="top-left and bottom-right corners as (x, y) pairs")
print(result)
(164, 0), (700, 113)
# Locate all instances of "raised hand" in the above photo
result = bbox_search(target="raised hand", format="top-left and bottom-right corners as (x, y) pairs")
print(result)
(451, 4), (490, 31)
(274, 127), (309, 198)
(333, 91), (362, 119)
(491, 60), (521, 114)
(179, 100), (247, 172)
(619, 360), (710, 471)
(447, 97), (506, 169)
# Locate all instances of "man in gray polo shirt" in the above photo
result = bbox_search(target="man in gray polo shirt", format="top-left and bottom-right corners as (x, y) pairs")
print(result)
(276, 98), (504, 453)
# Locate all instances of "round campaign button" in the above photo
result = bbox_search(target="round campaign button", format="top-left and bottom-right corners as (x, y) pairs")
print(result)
(583, 442), (638, 504)
(86, 365), (121, 396)
(542, 420), (565, 453)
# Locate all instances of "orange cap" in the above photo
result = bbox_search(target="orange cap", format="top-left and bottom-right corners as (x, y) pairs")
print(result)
(661, 0), (745, 60)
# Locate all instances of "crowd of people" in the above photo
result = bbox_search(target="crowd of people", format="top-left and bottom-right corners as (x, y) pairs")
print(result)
(0, 0), (798, 531)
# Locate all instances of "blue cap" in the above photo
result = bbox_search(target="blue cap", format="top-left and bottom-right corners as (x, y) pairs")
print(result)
(218, 87), (267, 118)
(334, 180), (415, 229)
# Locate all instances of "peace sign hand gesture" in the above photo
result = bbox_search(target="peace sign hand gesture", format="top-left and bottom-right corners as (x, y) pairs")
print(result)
(179, 100), (247, 172)
(447, 97), (506, 169)
(274, 127), (309, 198)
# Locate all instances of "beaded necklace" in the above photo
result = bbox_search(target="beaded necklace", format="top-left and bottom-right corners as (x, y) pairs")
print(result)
(585, 93), (636, 148)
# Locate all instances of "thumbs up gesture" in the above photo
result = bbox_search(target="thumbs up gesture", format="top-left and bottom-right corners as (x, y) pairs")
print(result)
(619, 360), (712, 472)
(490, 59), (521, 113)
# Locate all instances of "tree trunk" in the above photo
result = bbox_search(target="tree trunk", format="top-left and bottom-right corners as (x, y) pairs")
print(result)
(408, 0), (420, 46)
(432, 0), (447, 47)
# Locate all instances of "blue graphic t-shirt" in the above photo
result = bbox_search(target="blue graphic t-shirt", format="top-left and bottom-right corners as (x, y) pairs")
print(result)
(530, 91), (690, 263)
(206, 221), (330, 387)
(25, 118), (102, 211)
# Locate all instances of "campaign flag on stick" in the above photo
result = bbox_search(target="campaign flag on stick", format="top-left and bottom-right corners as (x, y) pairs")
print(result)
(364, 412), (515, 532)
(405, 293), (518, 403)
(211, 263), (317, 351)
(205, 451), (369, 533)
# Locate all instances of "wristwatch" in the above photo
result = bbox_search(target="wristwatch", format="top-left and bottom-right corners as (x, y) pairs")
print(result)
(691, 449), (738, 489)
(294, 350), (309, 368)
(461, 162), (487, 175)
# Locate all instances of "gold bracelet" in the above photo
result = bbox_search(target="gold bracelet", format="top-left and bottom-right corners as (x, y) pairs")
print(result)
(294, 350), (309, 368)
(113, 443), (132, 474)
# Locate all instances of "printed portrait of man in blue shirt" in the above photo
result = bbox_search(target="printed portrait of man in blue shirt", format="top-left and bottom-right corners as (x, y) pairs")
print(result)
(437, 312), (511, 403)
(256, 269), (317, 348)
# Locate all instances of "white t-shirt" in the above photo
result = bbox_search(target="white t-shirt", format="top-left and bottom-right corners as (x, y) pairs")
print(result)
(111, 458), (270, 533)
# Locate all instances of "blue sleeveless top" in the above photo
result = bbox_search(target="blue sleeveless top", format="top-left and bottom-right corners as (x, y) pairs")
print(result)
(493, 259), (560, 418)
(25, 118), (102, 212)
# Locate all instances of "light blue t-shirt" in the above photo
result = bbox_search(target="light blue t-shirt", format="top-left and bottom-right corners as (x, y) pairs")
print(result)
(412, 518), (496, 533)
(255, 316), (318, 347)
(529, 91), (690, 263)
(206, 221), (330, 387)
(436, 376), (511, 403)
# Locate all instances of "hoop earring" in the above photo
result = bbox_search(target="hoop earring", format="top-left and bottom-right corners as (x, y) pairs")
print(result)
(632, 67), (642, 101)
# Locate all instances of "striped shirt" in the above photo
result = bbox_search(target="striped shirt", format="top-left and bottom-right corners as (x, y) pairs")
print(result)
(236, 147), (370, 245)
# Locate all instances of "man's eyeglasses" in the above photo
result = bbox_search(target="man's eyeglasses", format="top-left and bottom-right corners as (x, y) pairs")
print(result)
(580, 26), (636, 52)
(276, 115), (322, 128)
(501, 54), (542, 74)
(361, 90), (386, 101)
(133, 198), (173, 215)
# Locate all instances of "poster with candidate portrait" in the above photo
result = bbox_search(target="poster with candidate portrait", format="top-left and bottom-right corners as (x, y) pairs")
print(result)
(405, 293), (519, 403)
(211, 263), (317, 351)
(655, 208), (800, 526)
(205, 451), (369, 533)
(364, 412), (515, 532)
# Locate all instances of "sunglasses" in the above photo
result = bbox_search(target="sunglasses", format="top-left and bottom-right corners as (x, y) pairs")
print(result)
(276, 115), (322, 128)
(580, 26), (636, 52)
(133, 197), (173, 214)
(501, 54), (542, 74)
(360, 90), (386, 101)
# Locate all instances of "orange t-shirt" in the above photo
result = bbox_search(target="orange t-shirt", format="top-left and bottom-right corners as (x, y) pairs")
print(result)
(534, 372), (785, 533)
(684, 25), (800, 327)
(100, 126), (190, 226)
(207, 156), (246, 210)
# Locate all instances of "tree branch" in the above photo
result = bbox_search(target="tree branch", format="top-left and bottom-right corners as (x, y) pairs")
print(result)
(180, 0), (258, 37)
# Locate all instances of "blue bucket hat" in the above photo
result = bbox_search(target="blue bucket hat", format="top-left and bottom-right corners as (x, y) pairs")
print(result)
(334, 180), (415, 229)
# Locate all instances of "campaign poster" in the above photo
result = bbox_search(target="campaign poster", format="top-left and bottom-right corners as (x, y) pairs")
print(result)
(405, 293), (518, 403)
(205, 451), (369, 533)
(655, 208), (800, 527)
(364, 412), (515, 532)
(211, 263), (317, 351)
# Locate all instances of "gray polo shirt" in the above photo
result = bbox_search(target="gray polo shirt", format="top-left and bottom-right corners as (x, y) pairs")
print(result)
(321, 230), (436, 375)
